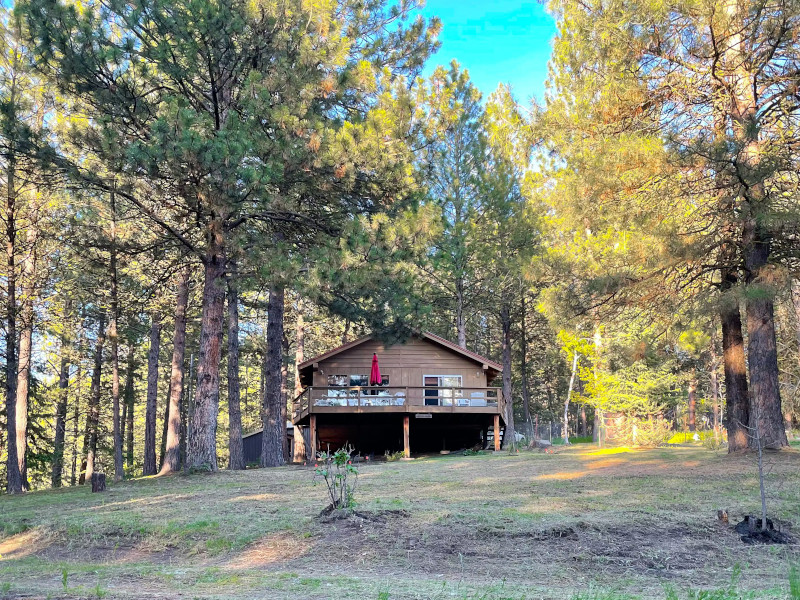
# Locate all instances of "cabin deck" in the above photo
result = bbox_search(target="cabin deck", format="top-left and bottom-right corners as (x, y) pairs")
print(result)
(292, 386), (505, 457)
(292, 386), (503, 423)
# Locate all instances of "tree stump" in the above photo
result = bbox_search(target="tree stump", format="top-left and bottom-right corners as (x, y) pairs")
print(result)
(91, 472), (106, 492)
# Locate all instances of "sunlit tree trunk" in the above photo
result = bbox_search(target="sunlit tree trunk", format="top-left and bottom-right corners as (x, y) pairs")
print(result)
(160, 267), (189, 475)
(189, 218), (226, 471)
(15, 224), (37, 490)
(5, 149), (22, 494)
(80, 315), (106, 484)
(721, 293), (749, 452)
(143, 313), (162, 475)
(724, 0), (787, 449)
(293, 296), (306, 462)
(687, 378), (697, 432)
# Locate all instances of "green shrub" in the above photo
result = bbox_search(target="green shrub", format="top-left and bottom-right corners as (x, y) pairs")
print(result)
(314, 446), (359, 509)
(384, 450), (405, 462)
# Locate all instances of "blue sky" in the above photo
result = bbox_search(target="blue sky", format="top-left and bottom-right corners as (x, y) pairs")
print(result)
(419, 1), (557, 104)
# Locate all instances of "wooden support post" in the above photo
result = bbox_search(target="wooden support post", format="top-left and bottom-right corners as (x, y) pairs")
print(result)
(309, 415), (317, 461)
(403, 415), (410, 458)
(494, 414), (501, 452)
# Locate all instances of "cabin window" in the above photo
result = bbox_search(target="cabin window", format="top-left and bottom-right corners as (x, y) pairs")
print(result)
(327, 375), (349, 387)
(423, 375), (463, 406)
(327, 374), (388, 387)
(350, 375), (369, 387)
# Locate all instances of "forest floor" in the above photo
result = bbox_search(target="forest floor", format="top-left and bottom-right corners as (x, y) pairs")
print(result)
(1, 445), (800, 599)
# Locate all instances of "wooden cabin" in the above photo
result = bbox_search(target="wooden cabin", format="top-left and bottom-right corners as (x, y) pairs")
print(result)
(292, 332), (505, 459)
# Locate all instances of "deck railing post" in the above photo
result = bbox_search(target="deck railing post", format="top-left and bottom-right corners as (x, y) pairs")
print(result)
(403, 415), (410, 458)
(309, 414), (317, 461)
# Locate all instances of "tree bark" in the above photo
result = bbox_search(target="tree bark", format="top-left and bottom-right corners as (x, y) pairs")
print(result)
(70, 322), (84, 487)
(500, 302), (515, 449)
(159, 379), (170, 470)
(519, 291), (532, 430)
(80, 314), (106, 484)
(710, 325), (721, 436)
(281, 332), (290, 461)
(5, 154), (22, 494)
(143, 313), (162, 475)
(123, 349), (135, 471)
(109, 207), (124, 482)
(15, 225), (36, 490)
(51, 302), (72, 488)
(227, 260), (245, 470)
(160, 267), (189, 475)
(292, 296), (306, 462)
(743, 220), (787, 448)
(724, 0), (787, 449)
(687, 378), (697, 432)
(580, 404), (587, 437)
(721, 297), (750, 452)
(564, 351), (578, 445)
(261, 286), (286, 467)
(792, 280), (800, 359)
(456, 279), (466, 349)
(188, 219), (226, 471)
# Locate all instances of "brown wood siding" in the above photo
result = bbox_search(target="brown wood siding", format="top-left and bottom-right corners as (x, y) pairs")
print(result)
(311, 337), (488, 389)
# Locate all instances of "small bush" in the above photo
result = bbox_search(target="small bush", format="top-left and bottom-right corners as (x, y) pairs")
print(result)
(314, 446), (359, 509)
(463, 449), (485, 456)
(384, 450), (405, 462)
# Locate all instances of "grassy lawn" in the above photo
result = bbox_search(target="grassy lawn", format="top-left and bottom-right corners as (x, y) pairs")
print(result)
(1, 446), (799, 599)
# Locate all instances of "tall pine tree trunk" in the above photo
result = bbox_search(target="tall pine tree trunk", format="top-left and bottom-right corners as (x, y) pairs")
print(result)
(160, 267), (189, 475)
(687, 378), (697, 432)
(743, 217), (787, 448)
(15, 225), (36, 490)
(109, 213), (124, 482)
(724, 0), (787, 449)
(227, 260), (244, 470)
(519, 291), (532, 429)
(123, 349), (135, 471)
(70, 322), (84, 487)
(281, 333), (290, 461)
(456, 279), (466, 349)
(5, 156), (22, 494)
(188, 220), (226, 471)
(292, 296), (306, 462)
(143, 313), (162, 474)
(710, 325), (721, 434)
(500, 302), (515, 449)
(159, 380), (170, 469)
(80, 314), (106, 484)
(261, 286), (286, 467)
(721, 294), (750, 452)
(51, 302), (72, 488)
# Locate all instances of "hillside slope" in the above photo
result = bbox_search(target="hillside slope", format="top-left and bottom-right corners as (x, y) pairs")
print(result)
(1, 447), (799, 599)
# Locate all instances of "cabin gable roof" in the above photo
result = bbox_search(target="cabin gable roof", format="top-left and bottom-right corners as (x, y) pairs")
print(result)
(298, 331), (502, 374)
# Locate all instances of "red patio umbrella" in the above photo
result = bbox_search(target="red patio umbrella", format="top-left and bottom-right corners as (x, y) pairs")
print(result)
(369, 353), (382, 386)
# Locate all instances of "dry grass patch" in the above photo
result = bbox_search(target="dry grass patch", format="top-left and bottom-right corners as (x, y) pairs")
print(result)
(0, 447), (798, 599)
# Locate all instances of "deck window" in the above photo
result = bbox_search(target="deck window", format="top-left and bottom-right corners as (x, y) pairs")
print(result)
(327, 374), (389, 387)
(423, 375), (463, 406)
